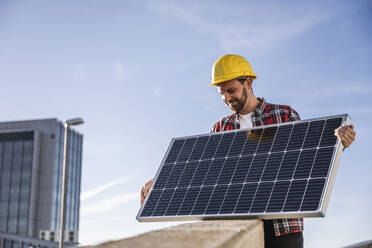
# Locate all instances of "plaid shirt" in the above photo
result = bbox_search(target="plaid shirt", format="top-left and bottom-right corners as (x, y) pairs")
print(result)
(211, 97), (304, 236)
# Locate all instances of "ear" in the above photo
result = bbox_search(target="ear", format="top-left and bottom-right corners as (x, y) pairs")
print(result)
(216, 85), (223, 95)
(245, 77), (253, 89)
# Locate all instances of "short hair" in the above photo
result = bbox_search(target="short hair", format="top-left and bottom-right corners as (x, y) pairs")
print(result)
(237, 76), (254, 85)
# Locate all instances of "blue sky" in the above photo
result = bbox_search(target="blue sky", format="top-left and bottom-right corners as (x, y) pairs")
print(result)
(1, 0), (371, 247)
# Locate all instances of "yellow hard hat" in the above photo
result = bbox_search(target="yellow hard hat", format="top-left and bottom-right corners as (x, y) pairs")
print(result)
(210, 54), (257, 86)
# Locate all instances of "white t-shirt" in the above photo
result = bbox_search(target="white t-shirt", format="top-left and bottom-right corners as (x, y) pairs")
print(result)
(238, 113), (253, 129)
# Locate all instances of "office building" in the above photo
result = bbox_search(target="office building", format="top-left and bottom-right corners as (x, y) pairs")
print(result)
(0, 118), (83, 246)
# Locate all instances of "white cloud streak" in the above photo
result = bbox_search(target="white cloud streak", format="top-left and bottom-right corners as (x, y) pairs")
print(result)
(145, 1), (348, 52)
(81, 176), (134, 201)
(80, 216), (122, 226)
(151, 86), (178, 99)
(81, 192), (138, 216)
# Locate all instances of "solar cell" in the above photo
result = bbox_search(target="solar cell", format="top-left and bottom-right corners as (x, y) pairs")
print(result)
(137, 114), (349, 222)
(219, 184), (243, 214)
(205, 185), (228, 214)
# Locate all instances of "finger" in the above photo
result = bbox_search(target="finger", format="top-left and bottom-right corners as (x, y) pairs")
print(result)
(334, 127), (342, 137)
(335, 125), (354, 134)
(335, 130), (346, 142)
(342, 140), (351, 148)
(341, 135), (353, 147)
(335, 130), (344, 139)
(145, 182), (151, 191)
(140, 189), (144, 205)
(145, 180), (153, 192)
(145, 182), (151, 189)
(342, 127), (355, 142)
(142, 179), (154, 202)
(338, 129), (345, 137)
(344, 131), (355, 141)
(345, 126), (356, 136)
(345, 133), (354, 144)
(335, 125), (355, 147)
(339, 127), (352, 137)
(344, 125), (355, 133)
(144, 185), (151, 198)
(148, 178), (154, 186)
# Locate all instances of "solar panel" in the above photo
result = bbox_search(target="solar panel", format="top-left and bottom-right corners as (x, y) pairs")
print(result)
(137, 114), (350, 222)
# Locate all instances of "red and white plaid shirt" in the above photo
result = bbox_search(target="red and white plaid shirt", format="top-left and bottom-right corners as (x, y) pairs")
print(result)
(211, 97), (304, 236)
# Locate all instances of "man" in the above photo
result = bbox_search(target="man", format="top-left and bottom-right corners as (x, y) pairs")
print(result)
(140, 54), (356, 248)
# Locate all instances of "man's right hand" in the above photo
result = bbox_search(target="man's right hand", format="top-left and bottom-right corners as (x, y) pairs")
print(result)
(140, 178), (154, 205)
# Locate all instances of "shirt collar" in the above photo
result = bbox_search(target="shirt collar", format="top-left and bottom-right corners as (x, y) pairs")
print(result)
(235, 97), (267, 117)
(233, 97), (266, 125)
(254, 97), (267, 117)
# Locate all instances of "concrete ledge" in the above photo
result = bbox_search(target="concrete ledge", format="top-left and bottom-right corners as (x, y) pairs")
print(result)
(89, 220), (264, 248)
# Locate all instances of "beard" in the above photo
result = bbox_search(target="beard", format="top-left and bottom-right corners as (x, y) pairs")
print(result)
(226, 87), (248, 113)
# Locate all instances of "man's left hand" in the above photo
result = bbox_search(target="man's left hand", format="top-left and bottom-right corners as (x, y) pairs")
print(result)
(335, 124), (356, 148)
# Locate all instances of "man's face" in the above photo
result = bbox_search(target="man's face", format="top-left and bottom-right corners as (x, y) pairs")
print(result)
(217, 79), (248, 113)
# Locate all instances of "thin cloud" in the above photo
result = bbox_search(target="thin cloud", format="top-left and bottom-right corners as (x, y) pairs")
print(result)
(113, 63), (127, 81)
(113, 63), (142, 81)
(145, 1), (350, 52)
(298, 107), (372, 116)
(263, 79), (372, 106)
(151, 86), (178, 99)
(80, 216), (123, 225)
(81, 193), (138, 216)
(293, 81), (372, 99)
(81, 176), (134, 201)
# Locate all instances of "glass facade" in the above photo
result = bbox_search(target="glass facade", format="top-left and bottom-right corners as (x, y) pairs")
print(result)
(0, 132), (33, 236)
(0, 232), (58, 248)
(51, 124), (82, 232)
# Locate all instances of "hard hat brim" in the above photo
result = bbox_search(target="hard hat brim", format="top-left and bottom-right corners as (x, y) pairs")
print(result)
(209, 72), (257, 86)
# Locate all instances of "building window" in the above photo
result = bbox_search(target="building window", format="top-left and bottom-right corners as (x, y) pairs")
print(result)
(4, 239), (12, 248)
(8, 217), (17, 233)
(13, 240), (20, 248)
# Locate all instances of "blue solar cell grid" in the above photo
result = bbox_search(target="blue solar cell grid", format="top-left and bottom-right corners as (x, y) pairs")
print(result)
(138, 115), (347, 221)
